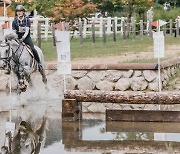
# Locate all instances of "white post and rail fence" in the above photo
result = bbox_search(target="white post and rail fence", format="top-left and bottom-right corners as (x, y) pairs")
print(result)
(0, 16), (180, 42)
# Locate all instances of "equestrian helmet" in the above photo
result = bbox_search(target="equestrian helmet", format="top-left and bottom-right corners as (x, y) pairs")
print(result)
(16, 5), (25, 12)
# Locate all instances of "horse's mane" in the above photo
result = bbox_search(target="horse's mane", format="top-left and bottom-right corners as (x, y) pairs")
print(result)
(5, 32), (18, 41)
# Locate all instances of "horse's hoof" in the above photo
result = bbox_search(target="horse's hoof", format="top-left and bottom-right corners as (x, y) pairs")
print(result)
(21, 87), (27, 92)
(43, 78), (47, 84)
(19, 84), (27, 92)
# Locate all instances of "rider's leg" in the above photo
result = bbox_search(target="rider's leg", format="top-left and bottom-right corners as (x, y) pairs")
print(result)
(23, 37), (43, 72)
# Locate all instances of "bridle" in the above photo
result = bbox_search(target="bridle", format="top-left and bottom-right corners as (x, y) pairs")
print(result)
(0, 39), (26, 68)
(0, 42), (11, 64)
(0, 40), (27, 84)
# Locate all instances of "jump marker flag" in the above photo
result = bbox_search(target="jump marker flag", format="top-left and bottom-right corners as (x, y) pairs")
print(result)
(151, 20), (167, 30)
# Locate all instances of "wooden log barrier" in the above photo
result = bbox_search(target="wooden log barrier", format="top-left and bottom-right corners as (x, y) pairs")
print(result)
(106, 121), (180, 133)
(64, 90), (180, 104)
(62, 99), (82, 121)
(106, 110), (180, 122)
(63, 90), (180, 122)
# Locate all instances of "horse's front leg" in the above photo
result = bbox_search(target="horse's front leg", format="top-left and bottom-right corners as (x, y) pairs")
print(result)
(25, 73), (33, 87)
(39, 67), (47, 85)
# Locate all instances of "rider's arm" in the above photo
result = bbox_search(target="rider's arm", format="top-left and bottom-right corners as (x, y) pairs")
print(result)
(21, 27), (29, 40)
(21, 17), (31, 40)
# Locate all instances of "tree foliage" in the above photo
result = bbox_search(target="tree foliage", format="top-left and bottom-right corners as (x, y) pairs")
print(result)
(90, 0), (123, 16)
(118, 0), (152, 20)
(11, 0), (59, 17)
(51, 0), (97, 23)
(11, 0), (97, 30)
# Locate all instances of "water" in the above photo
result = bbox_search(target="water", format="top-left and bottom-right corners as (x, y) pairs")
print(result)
(1, 97), (180, 154)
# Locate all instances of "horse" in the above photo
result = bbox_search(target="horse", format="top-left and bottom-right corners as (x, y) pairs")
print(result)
(0, 32), (47, 94)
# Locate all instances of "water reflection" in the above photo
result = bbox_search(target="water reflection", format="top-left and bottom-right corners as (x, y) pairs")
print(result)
(62, 120), (180, 153)
(1, 101), (180, 153)
(0, 100), (62, 154)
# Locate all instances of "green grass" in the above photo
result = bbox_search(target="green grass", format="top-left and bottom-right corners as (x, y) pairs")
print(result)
(39, 34), (180, 62)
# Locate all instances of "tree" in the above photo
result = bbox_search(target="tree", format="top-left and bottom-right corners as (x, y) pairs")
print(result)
(90, 0), (123, 16)
(118, 0), (152, 21)
(51, 0), (97, 23)
(11, 0), (59, 17)
(11, 0), (97, 30)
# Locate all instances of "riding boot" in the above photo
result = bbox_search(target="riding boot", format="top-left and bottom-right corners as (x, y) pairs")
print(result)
(32, 49), (43, 72)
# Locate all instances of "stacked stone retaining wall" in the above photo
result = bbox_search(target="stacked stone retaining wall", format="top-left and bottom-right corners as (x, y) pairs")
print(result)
(0, 58), (179, 93)
(60, 58), (180, 92)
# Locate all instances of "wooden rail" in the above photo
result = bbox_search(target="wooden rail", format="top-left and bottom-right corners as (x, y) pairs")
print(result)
(64, 90), (180, 104)
(62, 90), (180, 122)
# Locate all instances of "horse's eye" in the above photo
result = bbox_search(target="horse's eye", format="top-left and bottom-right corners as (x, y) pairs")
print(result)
(5, 50), (8, 54)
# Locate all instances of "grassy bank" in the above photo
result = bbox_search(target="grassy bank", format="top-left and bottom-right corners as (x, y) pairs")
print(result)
(40, 35), (180, 62)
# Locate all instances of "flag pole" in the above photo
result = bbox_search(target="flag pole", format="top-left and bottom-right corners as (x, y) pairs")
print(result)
(157, 19), (162, 110)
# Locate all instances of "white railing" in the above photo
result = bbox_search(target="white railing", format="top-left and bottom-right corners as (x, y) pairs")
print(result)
(0, 16), (128, 39)
(1, 16), (179, 40)
(0, 16), (52, 40)
(74, 17), (127, 38)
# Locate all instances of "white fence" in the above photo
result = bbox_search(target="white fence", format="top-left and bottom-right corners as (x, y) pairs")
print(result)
(0, 16), (179, 40)
(0, 16), (128, 39)
(74, 17), (127, 37)
(0, 17), (52, 40)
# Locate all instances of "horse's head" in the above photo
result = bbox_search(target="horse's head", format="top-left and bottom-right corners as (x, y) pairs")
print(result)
(11, 119), (46, 154)
(0, 42), (10, 70)
(5, 32), (19, 46)
(0, 32), (18, 69)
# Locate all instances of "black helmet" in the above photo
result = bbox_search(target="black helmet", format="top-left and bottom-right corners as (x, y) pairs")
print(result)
(15, 5), (25, 12)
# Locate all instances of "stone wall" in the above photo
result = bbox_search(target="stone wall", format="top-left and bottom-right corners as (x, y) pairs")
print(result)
(62, 58), (180, 92)
(0, 58), (179, 94)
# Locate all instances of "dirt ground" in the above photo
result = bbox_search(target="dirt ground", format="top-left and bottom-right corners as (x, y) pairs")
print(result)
(71, 45), (180, 64)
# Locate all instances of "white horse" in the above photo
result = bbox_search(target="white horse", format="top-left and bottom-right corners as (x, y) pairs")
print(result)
(0, 32), (47, 94)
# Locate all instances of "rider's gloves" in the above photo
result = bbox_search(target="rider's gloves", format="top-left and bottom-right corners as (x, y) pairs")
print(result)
(19, 38), (24, 43)
(19, 36), (25, 43)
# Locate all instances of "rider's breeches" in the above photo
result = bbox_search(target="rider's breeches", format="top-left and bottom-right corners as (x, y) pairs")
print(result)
(23, 36), (40, 63)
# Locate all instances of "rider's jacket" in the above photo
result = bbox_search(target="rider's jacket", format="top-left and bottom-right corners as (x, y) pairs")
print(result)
(12, 16), (31, 39)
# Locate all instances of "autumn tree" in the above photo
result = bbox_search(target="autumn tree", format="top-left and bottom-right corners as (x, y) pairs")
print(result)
(51, 0), (96, 22)
(11, 0), (97, 30)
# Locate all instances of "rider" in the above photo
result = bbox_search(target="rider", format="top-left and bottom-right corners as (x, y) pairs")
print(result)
(12, 5), (43, 72)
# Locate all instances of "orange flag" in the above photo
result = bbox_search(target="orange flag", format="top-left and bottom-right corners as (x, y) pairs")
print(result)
(151, 21), (158, 27)
(1, 22), (9, 29)
(151, 20), (167, 27)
